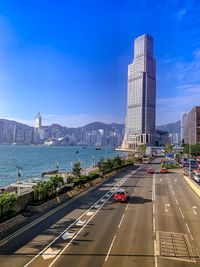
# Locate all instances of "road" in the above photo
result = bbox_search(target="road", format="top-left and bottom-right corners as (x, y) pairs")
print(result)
(0, 158), (200, 267)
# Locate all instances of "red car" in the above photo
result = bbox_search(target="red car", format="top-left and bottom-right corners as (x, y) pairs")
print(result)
(113, 189), (129, 202)
(147, 167), (155, 174)
(160, 168), (168, 173)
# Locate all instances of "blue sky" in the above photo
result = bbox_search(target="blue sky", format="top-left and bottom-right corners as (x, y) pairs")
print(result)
(0, 0), (200, 127)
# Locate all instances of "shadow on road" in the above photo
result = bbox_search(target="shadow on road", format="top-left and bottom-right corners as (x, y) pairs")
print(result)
(129, 196), (152, 204)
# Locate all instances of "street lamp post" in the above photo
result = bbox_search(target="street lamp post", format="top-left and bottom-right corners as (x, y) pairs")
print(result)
(16, 166), (23, 195)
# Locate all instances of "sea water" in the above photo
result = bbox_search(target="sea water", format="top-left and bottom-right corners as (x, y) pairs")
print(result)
(0, 145), (122, 187)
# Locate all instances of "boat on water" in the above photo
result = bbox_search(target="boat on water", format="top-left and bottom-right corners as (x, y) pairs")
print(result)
(95, 147), (101, 150)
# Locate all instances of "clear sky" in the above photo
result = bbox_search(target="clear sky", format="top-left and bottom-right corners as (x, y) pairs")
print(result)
(0, 0), (200, 127)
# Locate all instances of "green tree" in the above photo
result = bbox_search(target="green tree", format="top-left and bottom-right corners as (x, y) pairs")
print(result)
(0, 192), (17, 217)
(164, 143), (173, 153)
(137, 144), (147, 156)
(106, 158), (114, 170)
(113, 155), (123, 168)
(72, 161), (82, 177)
(98, 157), (106, 172)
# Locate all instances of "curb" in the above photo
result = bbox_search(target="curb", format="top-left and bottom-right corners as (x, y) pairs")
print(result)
(183, 175), (200, 199)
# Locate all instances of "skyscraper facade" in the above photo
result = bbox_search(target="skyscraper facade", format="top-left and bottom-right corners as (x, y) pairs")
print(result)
(184, 106), (200, 145)
(123, 34), (156, 149)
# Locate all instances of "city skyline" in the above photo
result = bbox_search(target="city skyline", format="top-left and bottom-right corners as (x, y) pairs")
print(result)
(0, 1), (200, 127)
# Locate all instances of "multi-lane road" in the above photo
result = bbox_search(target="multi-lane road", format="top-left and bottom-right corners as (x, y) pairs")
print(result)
(0, 158), (200, 267)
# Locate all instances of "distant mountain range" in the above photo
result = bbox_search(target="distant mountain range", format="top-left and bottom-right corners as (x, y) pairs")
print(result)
(0, 117), (181, 144)
(156, 121), (181, 135)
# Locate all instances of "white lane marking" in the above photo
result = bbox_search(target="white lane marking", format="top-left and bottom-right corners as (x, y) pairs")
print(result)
(76, 220), (86, 226)
(175, 198), (179, 205)
(25, 167), (141, 267)
(159, 178), (162, 181)
(192, 206), (197, 215)
(172, 189), (174, 195)
(100, 199), (106, 202)
(118, 214), (125, 229)
(154, 240), (158, 267)
(1, 173), (128, 249)
(24, 185), (121, 267)
(42, 247), (61, 260)
(175, 179), (177, 182)
(152, 173), (157, 267)
(86, 211), (94, 216)
(62, 231), (75, 240)
(125, 203), (129, 211)
(153, 203), (155, 215)
(179, 207), (185, 219)
(105, 235), (116, 262)
(165, 204), (170, 212)
(153, 216), (156, 233)
(49, 192), (118, 267)
(185, 223), (194, 240)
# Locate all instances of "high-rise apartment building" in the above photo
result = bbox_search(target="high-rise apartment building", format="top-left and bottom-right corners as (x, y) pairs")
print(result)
(184, 106), (200, 145)
(123, 34), (156, 149)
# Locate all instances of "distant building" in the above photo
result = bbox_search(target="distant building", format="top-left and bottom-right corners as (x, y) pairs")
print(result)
(122, 34), (156, 149)
(181, 112), (187, 145)
(34, 112), (42, 144)
(184, 106), (200, 145)
(154, 130), (170, 146)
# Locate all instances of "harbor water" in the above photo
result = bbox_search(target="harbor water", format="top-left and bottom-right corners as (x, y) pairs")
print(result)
(0, 145), (123, 187)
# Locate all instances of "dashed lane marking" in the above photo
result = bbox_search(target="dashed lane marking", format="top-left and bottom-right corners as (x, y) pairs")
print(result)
(105, 235), (116, 262)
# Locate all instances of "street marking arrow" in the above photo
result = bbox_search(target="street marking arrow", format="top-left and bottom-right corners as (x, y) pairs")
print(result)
(86, 211), (94, 216)
(94, 204), (100, 209)
(62, 231), (75, 240)
(192, 206), (197, 215)
(42, 247), (61, 260)
(165, 204), (170, 212)
(76, 220), (86, 226)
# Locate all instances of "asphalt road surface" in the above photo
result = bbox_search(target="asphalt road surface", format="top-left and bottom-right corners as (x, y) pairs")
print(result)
(0, 158), (200, 267)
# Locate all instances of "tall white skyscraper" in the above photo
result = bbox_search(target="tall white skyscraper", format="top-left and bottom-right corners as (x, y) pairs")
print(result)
(34, 112), (42, 144)
(123, 34), (156, 149)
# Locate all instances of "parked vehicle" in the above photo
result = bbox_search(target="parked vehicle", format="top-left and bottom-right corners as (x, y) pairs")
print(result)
(113, 189), (129, 202)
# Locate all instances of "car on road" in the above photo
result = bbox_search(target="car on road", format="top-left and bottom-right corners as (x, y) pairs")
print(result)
(147, 167), (155, 174)
(159, 168), (168, 174)
(193, 170), (200, 183)
(113, 189), (129, 202)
